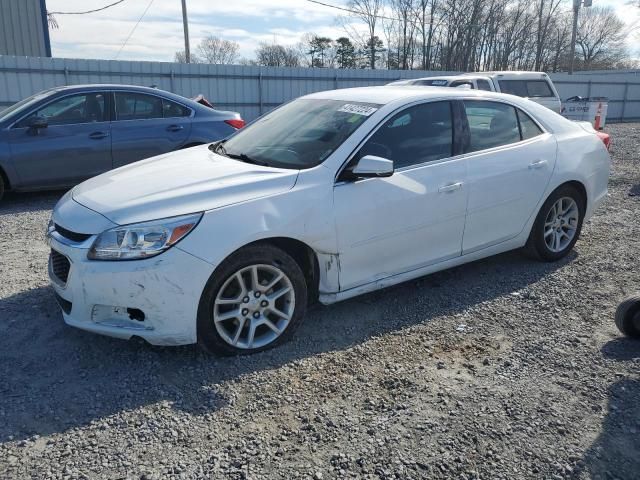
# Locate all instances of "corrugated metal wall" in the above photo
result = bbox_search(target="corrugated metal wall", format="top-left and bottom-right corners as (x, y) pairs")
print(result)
(0, 55), (639, 121)
(0, 0), (50, 57)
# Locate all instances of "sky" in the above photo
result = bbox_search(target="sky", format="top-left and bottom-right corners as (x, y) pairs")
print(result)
(46, 0), (639, 63)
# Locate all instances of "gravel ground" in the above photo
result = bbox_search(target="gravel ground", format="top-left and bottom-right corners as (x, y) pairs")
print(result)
(0, 123), (639, 480)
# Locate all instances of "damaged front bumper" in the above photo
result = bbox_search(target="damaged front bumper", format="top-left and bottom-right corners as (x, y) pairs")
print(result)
(47, 229), (213, 346)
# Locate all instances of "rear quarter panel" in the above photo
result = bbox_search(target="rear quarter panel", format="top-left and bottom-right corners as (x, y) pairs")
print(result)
(188, 107), (238, 144)
(551, 130), (610, 220)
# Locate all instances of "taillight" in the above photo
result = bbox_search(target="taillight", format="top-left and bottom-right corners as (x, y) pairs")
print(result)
(596, 131), (611, 151)
(224, 119), (245, 130)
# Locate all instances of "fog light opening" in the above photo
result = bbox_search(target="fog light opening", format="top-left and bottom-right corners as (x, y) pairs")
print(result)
(127, 308), (146, 322)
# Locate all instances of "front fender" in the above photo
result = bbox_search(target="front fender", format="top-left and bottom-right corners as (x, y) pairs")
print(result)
(0, 140), (20, 189)
(176, 166), (341, 294)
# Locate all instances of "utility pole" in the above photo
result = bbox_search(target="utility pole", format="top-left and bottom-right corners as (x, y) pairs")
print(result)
(181, 0), (191, 63)
(569, 0), (592, 74)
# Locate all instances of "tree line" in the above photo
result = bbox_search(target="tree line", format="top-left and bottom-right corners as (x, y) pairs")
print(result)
(175, 0), (637, 72)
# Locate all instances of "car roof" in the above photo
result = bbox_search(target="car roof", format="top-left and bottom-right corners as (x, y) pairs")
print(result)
(305, 86), (574, 134)
(306, 85), (514, 105)
(463, 71), (550, 79)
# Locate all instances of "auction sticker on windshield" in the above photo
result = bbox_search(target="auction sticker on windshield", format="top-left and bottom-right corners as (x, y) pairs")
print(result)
(338, 104), (378, 116)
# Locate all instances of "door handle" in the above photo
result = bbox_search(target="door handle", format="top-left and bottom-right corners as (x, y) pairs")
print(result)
(89, 131), (109, 140)
(528, 159), (548, 169)
(438, 182), (464, 193)
(166, 125), (184, 132)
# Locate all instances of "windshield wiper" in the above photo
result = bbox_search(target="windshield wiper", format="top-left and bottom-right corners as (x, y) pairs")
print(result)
(225, 152), (270, 167)
(209, 141), (270, 167)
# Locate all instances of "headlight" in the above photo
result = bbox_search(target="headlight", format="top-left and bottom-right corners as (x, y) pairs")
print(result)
(88, 213), (202, 260)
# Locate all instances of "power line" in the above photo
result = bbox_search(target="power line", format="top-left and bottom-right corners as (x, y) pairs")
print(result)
(305, 0), (398, 22)
(48, 0), (127, 15)
(114, 0), (155, 60)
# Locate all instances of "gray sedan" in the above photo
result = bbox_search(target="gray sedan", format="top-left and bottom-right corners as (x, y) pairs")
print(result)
(0, 84), (244, 200)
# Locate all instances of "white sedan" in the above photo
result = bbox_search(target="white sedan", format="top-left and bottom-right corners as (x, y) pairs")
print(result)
(47, 87), (610, 354)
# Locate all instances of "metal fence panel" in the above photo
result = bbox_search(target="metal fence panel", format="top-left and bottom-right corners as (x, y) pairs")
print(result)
(0, 55), (639, 122)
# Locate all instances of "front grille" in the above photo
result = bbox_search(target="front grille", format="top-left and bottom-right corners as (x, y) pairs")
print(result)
(53, 291), (72, 315)
(50, 249), (71, 284)
(54, 223), (92, 243)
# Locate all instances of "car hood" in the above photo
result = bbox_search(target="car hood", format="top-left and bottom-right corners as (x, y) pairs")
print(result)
(72, 145), (299, 225)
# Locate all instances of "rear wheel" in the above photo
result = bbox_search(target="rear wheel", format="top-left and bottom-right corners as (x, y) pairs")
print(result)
(0, 174), (5, 201)
(615, 295), (640, 338)
(197, 244), (308, 355)
(525, 184), (585, 261)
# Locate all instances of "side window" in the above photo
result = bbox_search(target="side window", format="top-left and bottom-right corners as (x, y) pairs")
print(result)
(517, 109), (543, 140)
(498, 79), (555, 98)
(357, 101), (453, 169)
(476, 79), (492, 91)
(526, 80), (554, 98)
(498, 80), (527, 97)
(17, 93), (106, 127)
(463, 100), (520, 152)
(115, 93), (163, 121)
(163, 99), (191, 118)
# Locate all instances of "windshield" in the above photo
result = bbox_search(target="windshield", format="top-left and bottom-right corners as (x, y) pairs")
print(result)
(213, 98), (381, 169)
(0, 89), (56, 123)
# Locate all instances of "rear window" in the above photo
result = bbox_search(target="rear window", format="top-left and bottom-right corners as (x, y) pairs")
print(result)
(415, 79), (450, 87)
(498, 80), (555, 98)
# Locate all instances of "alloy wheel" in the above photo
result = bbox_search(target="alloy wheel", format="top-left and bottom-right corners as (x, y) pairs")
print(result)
(544, 197), (579, 253)
(213, 264), (295, 349)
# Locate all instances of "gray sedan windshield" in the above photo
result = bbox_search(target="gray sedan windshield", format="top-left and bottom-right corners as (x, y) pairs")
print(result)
(215, 98), (381, 169)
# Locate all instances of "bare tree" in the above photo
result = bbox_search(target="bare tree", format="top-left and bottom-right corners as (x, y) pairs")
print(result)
(349, 0), (384, 68)
(196, 36), (240, 65)
(255, 42), (301, 67)
(174, 50), (201, 63)
(575, 7), (627, 70)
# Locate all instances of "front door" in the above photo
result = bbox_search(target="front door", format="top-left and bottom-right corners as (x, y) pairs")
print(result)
(8, 92), (112, 188)
(333, 101), (468, 291)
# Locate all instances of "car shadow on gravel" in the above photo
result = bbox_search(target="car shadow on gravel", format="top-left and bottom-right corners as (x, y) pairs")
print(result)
(0, 250), (575, 443)
(600, 337), (640, 362)
(0, 190), (65, 215)
(573, 375), (640, 479)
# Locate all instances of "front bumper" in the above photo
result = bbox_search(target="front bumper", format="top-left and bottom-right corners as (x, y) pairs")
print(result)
(47, 232), (213, 346)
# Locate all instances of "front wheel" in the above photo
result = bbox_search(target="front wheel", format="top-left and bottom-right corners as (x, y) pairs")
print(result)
(197, 244), (308, 355)
(525, 185), (585, 262)
(615, 295), (640, 338)
(0, 175), (5, 202)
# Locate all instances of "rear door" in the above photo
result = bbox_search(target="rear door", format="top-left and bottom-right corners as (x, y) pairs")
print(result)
(461, 100), (557, 253)
(7, 91), (112, 188)
(110, 91), (191, 168)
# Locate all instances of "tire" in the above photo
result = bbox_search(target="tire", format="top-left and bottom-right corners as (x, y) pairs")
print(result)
(615, 295), (640, 338)
(197, 244), (308, 355)
(0, 174), (5, 202)
(525, 184), (586, 262)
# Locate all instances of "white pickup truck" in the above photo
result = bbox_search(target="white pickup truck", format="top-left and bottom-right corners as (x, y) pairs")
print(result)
(388, 71), (562, 113)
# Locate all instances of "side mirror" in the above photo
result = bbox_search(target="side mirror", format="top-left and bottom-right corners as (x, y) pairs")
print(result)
(351, 155), (394, 178)
(28, 116), (48, 129)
